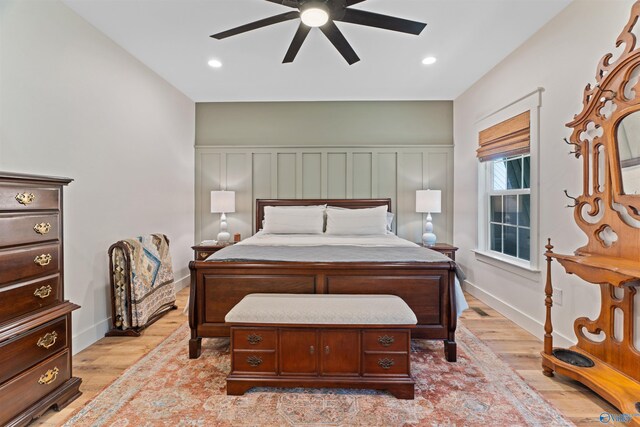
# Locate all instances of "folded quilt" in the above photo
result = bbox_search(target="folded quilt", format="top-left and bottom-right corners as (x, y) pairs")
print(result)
(111, 233), (175, 329)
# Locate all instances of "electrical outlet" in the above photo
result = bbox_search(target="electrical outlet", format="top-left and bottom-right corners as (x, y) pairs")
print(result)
(553, 289), (563, 306)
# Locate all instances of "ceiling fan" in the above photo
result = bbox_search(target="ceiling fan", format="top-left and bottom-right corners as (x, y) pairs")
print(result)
(211, 0), (427, 65)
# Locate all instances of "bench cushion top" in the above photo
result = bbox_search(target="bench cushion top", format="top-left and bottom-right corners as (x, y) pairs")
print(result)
(225, 293), (417, 325)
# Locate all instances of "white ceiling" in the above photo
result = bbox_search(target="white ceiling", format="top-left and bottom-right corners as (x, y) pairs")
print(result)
(63, 0), (571, 102)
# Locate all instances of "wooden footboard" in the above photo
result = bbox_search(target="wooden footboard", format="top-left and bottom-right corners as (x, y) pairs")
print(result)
(188, 260), (458, 362)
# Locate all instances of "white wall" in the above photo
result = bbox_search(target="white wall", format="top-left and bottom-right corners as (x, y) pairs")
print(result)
(0, 0), (195, 352)
(454, 0), (635, 346)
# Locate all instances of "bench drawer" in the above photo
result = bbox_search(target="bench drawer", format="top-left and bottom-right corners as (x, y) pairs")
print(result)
(232, 350), (276, 374)
(232, 328), (276, 350)
(363, 330), (409, 352)
(0, 317), (68, 384)
(363, 352), (410, 376)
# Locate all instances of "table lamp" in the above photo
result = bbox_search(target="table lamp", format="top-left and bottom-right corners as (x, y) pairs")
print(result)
(416, 189), (441, 246)
(211, 190), (235, 243)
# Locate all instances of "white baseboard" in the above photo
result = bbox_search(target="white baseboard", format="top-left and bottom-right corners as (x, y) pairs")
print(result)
(71, 274), (190, 355)
(463, 279), (575, 349)
(173, 274), (190, 291)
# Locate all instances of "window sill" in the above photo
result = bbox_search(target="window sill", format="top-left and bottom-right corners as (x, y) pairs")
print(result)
(472, 249), (541, 282)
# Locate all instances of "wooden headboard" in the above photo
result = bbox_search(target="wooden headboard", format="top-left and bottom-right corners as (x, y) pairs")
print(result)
(255, 199), (392, 234)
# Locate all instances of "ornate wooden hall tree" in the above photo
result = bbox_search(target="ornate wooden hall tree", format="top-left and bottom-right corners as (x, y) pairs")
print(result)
(543, 2), (640, 421)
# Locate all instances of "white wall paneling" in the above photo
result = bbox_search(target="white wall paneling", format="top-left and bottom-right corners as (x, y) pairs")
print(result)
(196, 145), (453, 244)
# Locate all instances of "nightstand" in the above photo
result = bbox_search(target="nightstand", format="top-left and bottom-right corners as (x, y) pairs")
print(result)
(422, 243), (458, 260)
(192, 242), (235, 260)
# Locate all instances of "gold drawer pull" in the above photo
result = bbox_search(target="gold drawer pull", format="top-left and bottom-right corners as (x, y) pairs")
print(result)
(378, 335), (395, 347)
(38, 367), (59, 385)
(34, 254), (52, 266)
(15, 192), (36, 205)
(246, 356), (263, 367)
(34, 285), (52, 299)
(247, 334), (263, 345)
(34, 222), (52, 235)
(378, 358), (395, 369)
(37, 331), (58, 349)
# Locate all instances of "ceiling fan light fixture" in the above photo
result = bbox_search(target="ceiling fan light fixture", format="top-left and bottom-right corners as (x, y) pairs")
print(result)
(300, 6), (330, 27)
(207, 59), (223, 68)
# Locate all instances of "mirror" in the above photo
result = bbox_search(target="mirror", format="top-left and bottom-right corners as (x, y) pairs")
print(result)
(616, 111), (640, 195)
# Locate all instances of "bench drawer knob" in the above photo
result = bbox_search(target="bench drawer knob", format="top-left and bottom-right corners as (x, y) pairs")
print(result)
(246, 356), (263, 367)
(247, 334), (262, 345)
(378, 358), (395, 369)
(378, 335), (395, 347)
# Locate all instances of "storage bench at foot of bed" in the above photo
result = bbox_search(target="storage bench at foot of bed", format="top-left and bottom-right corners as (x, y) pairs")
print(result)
(225, 294), (417, 399)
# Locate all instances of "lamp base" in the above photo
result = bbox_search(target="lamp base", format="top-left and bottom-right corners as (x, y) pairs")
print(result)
(423, 213), (436, 246)
(217, 231), (231, 243)
(217, 212), (231, 243)
(422, 232), (437, 247)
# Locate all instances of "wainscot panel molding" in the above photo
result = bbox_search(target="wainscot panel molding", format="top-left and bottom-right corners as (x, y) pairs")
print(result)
(196, 145), (453, 245)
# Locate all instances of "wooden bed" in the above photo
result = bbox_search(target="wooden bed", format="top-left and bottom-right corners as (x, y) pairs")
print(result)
(188, 198), (458, 362)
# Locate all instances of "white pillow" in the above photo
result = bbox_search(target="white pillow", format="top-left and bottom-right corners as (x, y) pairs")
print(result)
(262, 205), (324, 234)
(386, 212), (394, 231)
(325, 205), (388, 235)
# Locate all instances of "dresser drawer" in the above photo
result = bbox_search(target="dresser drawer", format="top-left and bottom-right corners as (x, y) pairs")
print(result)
(232, 350), (277, 374)
(0, 350), (71, 426)
(0, 317), (68, 384)
(0, 244), (60, 286)
(362, 330), (410, 352)
(0, 185), (60, 211)
(0, 275), (62, 325)
(232, 328), (277, 350)
(0, 213), (60, 249)
(363, 352), (410, 376)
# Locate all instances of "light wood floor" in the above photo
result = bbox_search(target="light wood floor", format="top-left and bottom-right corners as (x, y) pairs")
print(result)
(33, 288), (616, 426)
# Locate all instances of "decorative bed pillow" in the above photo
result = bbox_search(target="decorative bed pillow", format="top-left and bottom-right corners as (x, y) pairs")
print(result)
(325, 205), (388, 235)
(262, 205), (325, 234)
(386, 212), (394, 231)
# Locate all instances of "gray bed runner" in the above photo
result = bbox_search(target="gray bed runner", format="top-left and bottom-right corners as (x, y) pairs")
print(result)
(207, 245), (465, 280)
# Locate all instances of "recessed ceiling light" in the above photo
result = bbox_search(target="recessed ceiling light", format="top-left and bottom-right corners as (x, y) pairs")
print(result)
(301, 6), (330, 27)
(208, 59), (222, 68)
(422, 56), (437, 65)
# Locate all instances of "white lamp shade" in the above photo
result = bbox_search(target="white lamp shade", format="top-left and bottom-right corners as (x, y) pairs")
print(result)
(211, 191), (235, 213)
(416, 190), (441, 213)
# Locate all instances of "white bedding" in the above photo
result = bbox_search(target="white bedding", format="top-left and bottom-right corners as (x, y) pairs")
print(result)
(236, 231), (468, 317)
(237, 231), (419, 247)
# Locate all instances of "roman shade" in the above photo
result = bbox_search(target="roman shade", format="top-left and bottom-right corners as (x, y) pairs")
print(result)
(477, 111), (530, 162)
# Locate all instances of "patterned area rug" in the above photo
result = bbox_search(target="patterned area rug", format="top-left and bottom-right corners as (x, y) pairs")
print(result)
(64, 323), (571, 427)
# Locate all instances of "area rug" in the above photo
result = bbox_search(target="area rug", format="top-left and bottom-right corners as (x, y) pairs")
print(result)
(64, 323), (571, 427)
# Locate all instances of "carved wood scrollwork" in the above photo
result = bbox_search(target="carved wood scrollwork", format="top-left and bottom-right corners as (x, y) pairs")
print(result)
(566, 1), (640, 258)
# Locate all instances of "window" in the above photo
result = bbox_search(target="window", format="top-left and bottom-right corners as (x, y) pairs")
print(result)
(488, 155), (531, 261)
(475, 89), (541, 271)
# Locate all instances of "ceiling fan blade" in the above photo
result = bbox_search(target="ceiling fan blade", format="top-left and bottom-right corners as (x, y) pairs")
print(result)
(211, 11), (300, 39)
(346, 0), (367, 5)
(283, 23), (312, 63)
(320, 21), (360, 65)
(265, 0), (299, 8)
(337, 9), (427, 35)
